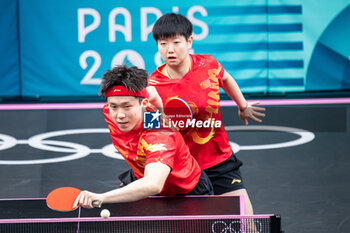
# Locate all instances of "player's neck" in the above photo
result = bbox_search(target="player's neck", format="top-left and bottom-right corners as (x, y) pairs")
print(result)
(166, 56), (191, 79)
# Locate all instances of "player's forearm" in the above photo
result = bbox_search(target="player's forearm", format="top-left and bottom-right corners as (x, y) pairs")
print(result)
(222, 71), (247, 110)
(101, 176), (162, 203)
(146, 86), (164, 109)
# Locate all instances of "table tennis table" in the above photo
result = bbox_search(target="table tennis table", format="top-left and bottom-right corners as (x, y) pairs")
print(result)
(0, 195), (282, 233)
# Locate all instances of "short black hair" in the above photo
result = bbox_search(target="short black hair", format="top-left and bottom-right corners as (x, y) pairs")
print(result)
(152, 13), (193, 41)
(99, 65), (148, 97)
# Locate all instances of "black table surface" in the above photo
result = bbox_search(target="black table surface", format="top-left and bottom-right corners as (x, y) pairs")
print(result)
(0, 196), (242, 220)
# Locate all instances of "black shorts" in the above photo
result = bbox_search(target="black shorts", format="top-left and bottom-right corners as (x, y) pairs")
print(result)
(118, 169), (214, 195)
(118, 169), (137, 186)
(204, 153), (245, 195)
(187, 169), (214, 195)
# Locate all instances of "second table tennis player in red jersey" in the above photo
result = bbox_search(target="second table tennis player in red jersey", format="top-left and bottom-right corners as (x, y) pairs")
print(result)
(147, 13), (266, 215)
(74, 65), (213, 208)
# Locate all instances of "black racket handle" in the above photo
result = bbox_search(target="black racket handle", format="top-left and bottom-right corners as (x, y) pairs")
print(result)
(92, 200), (102, 208)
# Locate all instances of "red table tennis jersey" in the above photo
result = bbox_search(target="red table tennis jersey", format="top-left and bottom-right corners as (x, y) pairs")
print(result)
(103, 103), (201, 195)
(148, 54), (233, 169)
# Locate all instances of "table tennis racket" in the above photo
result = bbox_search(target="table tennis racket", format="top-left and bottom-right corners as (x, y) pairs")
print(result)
(46, 187), (102, 212)
(164, 97), (193, 129)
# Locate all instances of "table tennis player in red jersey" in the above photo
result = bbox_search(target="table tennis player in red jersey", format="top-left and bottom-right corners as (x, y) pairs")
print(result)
(147, 13), (266, 215)
(74, 65), (213, 208)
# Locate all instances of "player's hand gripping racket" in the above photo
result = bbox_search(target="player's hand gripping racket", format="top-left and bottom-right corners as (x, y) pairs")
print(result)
(164, 97), (193, 130)
(46, 187), (102, 212)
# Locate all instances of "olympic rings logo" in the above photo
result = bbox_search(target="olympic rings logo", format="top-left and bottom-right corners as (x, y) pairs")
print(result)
(0, 125), (315, 165)
(0, 129), (122, 165)
(226, 125), (315, 153)
(211, 220), (262, 233)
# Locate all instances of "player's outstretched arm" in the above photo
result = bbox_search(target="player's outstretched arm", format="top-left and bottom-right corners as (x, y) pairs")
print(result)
(222, 70), (265, 125)
(146, 86), (164, 109)
(73, 162), (170, 208)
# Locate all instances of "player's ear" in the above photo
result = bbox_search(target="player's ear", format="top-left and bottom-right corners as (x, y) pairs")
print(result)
(187, 35), (193, 49)
(141, 98), (149, 108)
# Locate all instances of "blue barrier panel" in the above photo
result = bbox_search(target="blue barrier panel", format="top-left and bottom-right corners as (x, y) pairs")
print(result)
(0, 0), (20, 97)
(306, 5), (350, 91)
(10, 0), (350, 97)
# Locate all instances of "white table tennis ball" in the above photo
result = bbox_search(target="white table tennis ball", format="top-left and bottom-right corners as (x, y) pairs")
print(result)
(100, 209), (110, 218)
